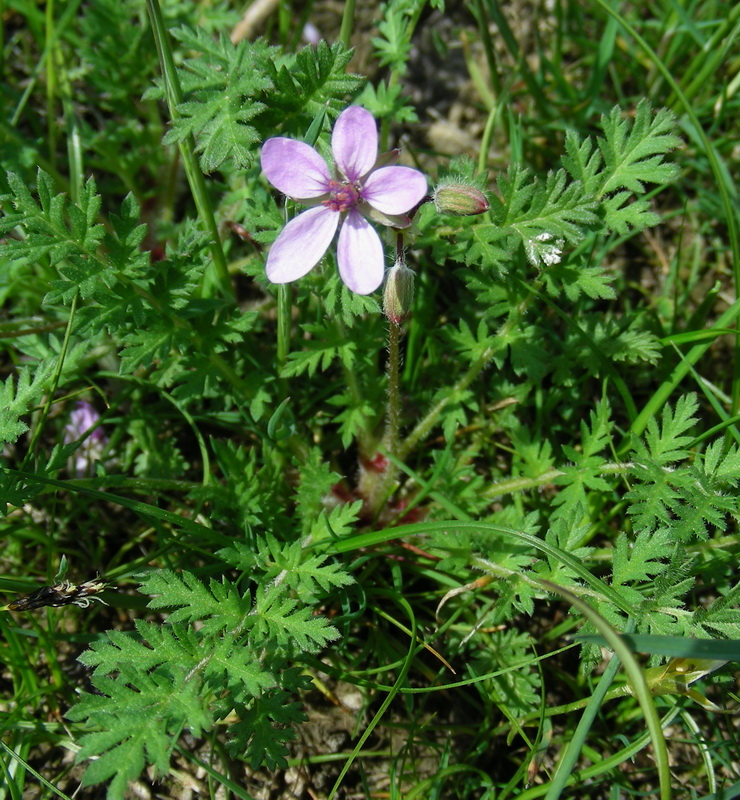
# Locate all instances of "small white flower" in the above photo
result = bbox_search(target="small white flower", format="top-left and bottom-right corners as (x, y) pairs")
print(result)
(524, 232), (565, 268)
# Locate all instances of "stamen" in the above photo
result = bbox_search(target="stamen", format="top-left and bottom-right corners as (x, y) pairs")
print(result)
(323, 179), (360, 213)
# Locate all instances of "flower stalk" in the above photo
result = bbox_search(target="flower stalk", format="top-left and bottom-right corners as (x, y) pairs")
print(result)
(364, 237), (412, 518)
(385, 315), (401, 460)
(276, 283), (291, 372)
(363, 313), (403, 519)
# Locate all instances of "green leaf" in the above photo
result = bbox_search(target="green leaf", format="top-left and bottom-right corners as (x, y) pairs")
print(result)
(152, 30), (273, 172)
(448, 318), (496, 363)
(203, 633), (277, 700)
(141, 570), (249, 634)
(552, 399), (614, 522)
(464, 223), (510, 275)
(643, 393), (699, 465)
(253, 534), (355, 602)
(260, 41), (364, 125)
(612, 529), (673, 587)
(295, 447), (342, 532)
(562, 130), (603, 195)
(310, 500), (364, 541)
(254, 588), (341, 653)
(0, 359), (57, 445)
(541, 517), (594, 584)
(541, 262), (617, 301)
(372, 6), (412, 72)
(625, 395), (740, 540)
(356, 79), (418, 123)
(281, 320), (357, 378)
(493, 165), (599, 260)
(229, 672), (310, 768)
(328, 390), (379, 448)
(1, 170), (108, 303)
(69, 668), (212, 799)
(598, 102), (681, 197)
(563, 100), (681, 235)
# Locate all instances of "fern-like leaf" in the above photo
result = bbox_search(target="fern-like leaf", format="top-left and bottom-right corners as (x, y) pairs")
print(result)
(147, 30), (273, 172)
(281, 320), (357, 377)
(68, 669), (212, 800)
(598, 102), (681, 196)
(260, 40), (364, 123)
(255, 534), (355, 602)
(141, 570), (249, 634)
(0, 360), (57, 444)
(493, 165), (599, 263)
(563, 100), (681, 234)
(253, 588), (341, 653)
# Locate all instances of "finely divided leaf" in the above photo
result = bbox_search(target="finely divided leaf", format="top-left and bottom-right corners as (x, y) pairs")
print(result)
(281, 320), (357, 378)
(643, 393), (699, 465)
(141, 570), (248, 632)
(598, 101), (681, 197)
(69, 670), (212, 800)
(253, 589), (341, 653)
(152, 30), (274, 172)
(495, 165), (599, 263)
(0, 360), (58, 445)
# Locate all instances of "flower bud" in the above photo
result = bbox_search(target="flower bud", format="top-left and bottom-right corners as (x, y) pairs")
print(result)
(383, 263), (415, 325)
(433, 182), (489, 216)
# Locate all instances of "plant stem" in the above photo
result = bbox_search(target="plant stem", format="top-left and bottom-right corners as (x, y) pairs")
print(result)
(276, 283), (291, 373)
(145, 0), (233, 302)
(384, 321), (401, 459)
(364, 233), (411, 515)
(483, 462), (630, 500)
(338, 0), (355, 49)
(44, 0), (57, 165)
(364, 321), (404, 518)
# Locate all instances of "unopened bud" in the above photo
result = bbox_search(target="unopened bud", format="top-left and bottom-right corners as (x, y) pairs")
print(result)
(383, 263), (415, 325)
(433, 182), (489, 216)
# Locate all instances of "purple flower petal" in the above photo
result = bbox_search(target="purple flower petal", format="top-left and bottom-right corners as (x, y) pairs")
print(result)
(332, 106), (378, 183)
(362, 166), (428, 216)
(266, 206), (339, 284)
(261, 138), (331, 199)
(336, 210), (385, 295)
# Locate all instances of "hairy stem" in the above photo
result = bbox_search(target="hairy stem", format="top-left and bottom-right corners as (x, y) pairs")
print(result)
(483, 462), (631, 501)
(363, 321), (404, 519)
(384, 320), (401, 459)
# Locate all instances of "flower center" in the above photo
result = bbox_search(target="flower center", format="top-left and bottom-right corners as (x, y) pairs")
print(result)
(323, 179), (360, 213)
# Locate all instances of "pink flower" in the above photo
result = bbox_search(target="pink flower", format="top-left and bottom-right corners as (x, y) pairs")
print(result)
(260, 106), (427, 295)
(64, 401), (109, 477)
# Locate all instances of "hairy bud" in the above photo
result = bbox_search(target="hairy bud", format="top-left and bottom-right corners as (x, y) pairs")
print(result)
(383, 263), (415, 325)
(433, 182), (489, 216)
